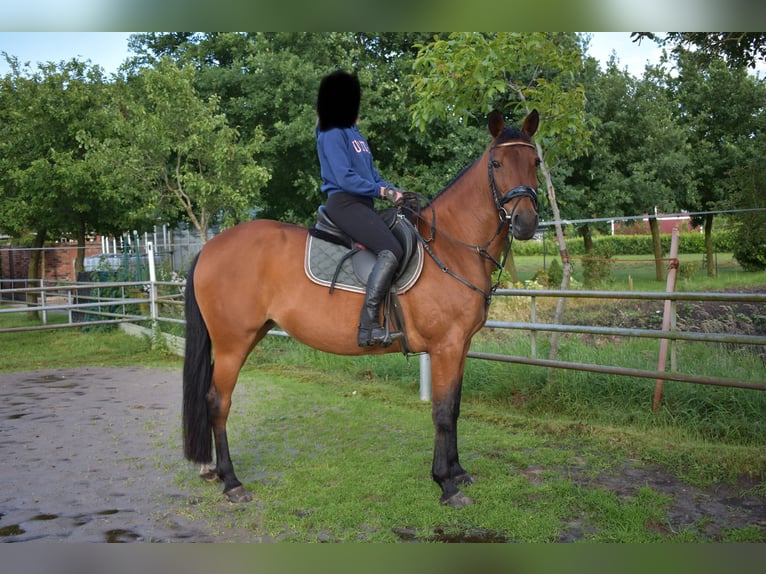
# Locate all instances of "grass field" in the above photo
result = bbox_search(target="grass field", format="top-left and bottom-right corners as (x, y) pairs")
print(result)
(511, 252), (766, 292)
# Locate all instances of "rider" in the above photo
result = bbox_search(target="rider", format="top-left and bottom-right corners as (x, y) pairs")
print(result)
(316, 70), (404, 348)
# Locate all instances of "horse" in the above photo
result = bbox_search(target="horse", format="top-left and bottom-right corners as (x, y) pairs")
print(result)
(183, 109), (540, 508)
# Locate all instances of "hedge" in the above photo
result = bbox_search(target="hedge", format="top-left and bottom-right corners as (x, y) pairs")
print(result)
(512, 230), (736, 257)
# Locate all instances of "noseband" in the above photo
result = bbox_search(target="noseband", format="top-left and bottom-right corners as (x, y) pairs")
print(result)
(488, 141), (539, 218)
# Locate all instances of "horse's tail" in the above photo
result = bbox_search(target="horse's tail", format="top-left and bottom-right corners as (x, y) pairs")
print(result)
(182, 254), (213, 463)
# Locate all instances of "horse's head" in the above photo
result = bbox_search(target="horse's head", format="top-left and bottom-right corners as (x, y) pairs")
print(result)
(487, 109), (540, 241)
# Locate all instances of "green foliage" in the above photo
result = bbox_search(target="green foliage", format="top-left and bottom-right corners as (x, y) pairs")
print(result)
(410, 32), (594, 165)
(546, 258), (563, 287)
(87, 58), (271, 239)
(726, 121), (766, 272)
(581, 242), (614, 287)
(733, 231), (766, 271)
(0, 57), (134, 244)
(510, 231), (735, 257)
(2, 33), (765, 259)
(643, 33), (766, 72)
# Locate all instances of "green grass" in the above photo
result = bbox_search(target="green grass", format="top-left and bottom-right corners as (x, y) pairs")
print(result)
(512, 253), (766, 291)
(165, 348), (765, 542)
(0, 307), (177, 371)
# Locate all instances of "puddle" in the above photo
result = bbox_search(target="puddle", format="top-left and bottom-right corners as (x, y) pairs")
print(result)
(0, 367), (248, 543)
(21, 374), (65, 384)
(104, 528), (142, 543)
(393, 526), (509, 543)
(0, 524), (26, 537)
(96, 509), (120, 516)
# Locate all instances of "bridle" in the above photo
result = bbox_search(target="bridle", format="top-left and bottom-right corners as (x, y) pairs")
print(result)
(489, 140), (539, 219)
(406, 139), (540, 306)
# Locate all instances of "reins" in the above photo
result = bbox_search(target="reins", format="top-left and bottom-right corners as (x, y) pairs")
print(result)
(402, 140), (539, 306)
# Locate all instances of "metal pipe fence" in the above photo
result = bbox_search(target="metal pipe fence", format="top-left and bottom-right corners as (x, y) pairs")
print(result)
(0, 279), (185, 332)
(472, 288), (766, 393)
(2, 278), (764, 403)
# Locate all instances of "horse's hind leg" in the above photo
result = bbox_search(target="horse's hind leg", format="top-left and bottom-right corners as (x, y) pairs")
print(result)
(205, 350), (253, 503)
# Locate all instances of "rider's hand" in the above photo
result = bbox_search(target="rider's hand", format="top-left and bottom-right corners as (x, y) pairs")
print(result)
(381, 186), (404, 205)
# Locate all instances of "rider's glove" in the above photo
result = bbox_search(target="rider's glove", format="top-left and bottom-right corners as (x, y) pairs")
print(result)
(382, 186), (404, 205)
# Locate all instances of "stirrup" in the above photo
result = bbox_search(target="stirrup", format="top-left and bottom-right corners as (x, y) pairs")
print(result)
(357, 325), (402, 348)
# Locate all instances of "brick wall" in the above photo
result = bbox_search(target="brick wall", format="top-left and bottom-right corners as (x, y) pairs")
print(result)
(1, 243), (103, 283)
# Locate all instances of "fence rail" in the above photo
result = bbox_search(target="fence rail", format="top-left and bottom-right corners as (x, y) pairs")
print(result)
(2, 278), (764, 404)
(0, 279), (185, 332)
(471, 287), (766, 393)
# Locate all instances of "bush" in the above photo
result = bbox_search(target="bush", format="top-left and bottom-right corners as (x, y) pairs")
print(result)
(733, 236), (766, 271)
(511, 230), (735, 257)
(581, 243), (615, 287)
(728, 194), (766, 270)
(546, 258), (563, 287)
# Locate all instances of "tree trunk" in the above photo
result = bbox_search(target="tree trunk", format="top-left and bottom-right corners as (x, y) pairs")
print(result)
(504, 249), (519, 284)
(536, 152), (571, 362)
(26, 228), (47, 321)
(75, 218), (87, 274)
(704, 213), (716, 277)
(515, 97), (570, 363)
(649, 216), (664, 281)
(581, 223), (594, 253)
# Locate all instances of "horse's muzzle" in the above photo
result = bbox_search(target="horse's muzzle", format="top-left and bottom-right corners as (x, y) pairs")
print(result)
(511, 211), (539, 240)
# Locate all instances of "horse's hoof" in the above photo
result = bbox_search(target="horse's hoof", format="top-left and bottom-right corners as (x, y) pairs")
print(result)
(441, 491), (474, 508)
(455, 473), (474, 486)
(199, 465), (221, 482)
(224, 485), (253, 503)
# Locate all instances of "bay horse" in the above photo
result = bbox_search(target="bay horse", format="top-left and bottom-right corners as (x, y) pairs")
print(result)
(183, 109), (540, 507)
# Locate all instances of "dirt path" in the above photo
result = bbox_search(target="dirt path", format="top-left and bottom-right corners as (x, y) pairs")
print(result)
(0, 366), (254, 542)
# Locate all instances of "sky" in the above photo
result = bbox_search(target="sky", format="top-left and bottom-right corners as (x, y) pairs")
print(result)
(0, 32), (134, 75)
(0, 32), (667, 78)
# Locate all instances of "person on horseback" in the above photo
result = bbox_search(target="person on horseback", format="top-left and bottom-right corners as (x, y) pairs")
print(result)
(316, 70), (405, 348)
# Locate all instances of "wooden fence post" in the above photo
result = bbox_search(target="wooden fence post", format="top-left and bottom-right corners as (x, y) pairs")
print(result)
(653, 227), (680, 411)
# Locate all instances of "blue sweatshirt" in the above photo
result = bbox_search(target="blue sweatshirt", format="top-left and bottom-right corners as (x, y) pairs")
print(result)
(316, 125), (390, 198)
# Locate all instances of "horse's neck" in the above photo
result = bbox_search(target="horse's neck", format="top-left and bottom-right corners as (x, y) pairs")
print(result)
(428, 150), (508, 259)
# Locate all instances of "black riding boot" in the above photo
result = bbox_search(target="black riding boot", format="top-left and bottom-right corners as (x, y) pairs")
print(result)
(357, 250), (402, 347)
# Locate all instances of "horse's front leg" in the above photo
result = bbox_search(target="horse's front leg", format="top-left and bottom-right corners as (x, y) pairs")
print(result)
(430, 351), (474, 508)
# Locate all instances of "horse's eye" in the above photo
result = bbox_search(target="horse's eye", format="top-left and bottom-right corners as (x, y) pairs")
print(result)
(535, 158), (541, 167)
(491, 160), (501, 169)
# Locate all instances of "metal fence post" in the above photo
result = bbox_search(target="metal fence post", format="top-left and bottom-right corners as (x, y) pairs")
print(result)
(146, 242), (159, 337)
(419, 353), (431, 402)
(40, 279), (47, 325)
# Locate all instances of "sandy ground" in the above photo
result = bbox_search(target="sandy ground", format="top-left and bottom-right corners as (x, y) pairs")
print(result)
(0, 366), (254, 543)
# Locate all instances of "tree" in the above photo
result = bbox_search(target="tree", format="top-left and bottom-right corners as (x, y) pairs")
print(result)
(124, 32), (475, 225)
(729, 156), (766, 271)
(669, 51), (766, 276)
(0, 55), (146, 316)
(410, 32), (595, 359)
(633, 33), (766, 70)
(86, 58), (271, 242)
(588, 60), (694, 281)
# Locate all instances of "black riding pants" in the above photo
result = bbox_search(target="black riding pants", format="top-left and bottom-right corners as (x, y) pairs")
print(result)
(324, 192), (403, 262)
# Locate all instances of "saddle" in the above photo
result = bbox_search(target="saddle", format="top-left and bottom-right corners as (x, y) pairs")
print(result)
(305, 205), (423, 295)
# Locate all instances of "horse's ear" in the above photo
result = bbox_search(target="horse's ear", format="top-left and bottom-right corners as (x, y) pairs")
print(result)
(488, 110), (505, 138)
(522, 109), (539, 138)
